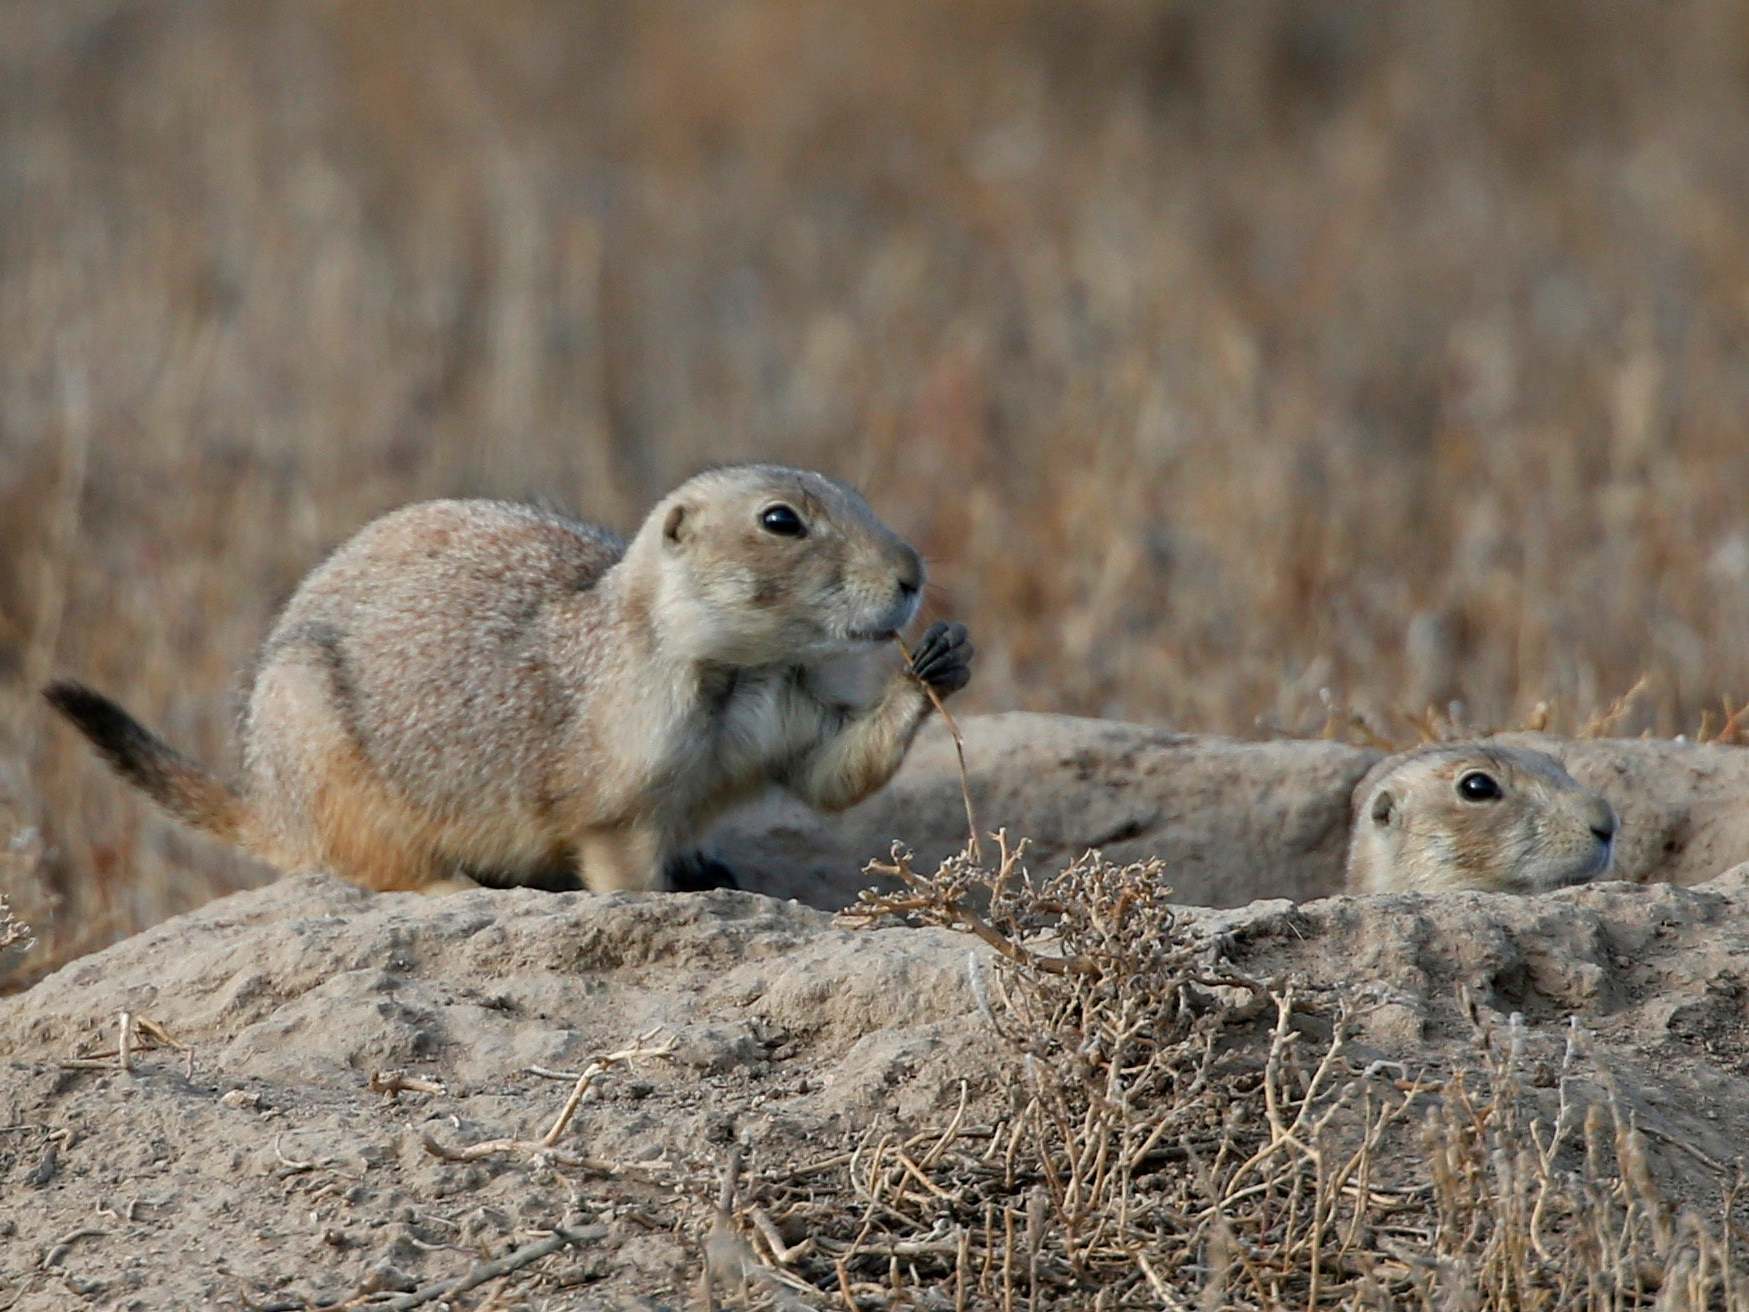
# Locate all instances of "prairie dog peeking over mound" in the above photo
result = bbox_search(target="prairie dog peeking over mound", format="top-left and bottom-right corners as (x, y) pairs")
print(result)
(1346, 743), (1618, 895)
(46, 465), (973, 895)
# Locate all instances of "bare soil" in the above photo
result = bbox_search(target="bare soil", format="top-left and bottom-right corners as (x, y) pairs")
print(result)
(4, 858), (1748, 1309)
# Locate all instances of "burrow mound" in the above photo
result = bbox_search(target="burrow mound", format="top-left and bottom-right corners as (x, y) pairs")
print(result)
(5, 858), (1749, 1307)
(713, 714), (1749, 908)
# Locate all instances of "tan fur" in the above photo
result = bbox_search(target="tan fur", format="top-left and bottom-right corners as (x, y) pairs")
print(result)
(48, 465), (962, 895)
(1346, 743), (1619, 895)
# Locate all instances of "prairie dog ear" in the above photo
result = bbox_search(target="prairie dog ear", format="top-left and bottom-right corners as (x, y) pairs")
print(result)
(1370, 788), (1397, 827)
(663, 503), (688, 546)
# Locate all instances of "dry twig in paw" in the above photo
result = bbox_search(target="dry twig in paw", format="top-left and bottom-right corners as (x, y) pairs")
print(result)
(895, 632), (982, 862)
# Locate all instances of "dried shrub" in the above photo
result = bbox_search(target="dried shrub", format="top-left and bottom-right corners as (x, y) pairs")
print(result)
(1310, 672), (1681, 754)
(0, 892), (34, 962)
(710, 840), (1747, 1309)
(0, 888), (36, 979)
(0, 796), (43, 983)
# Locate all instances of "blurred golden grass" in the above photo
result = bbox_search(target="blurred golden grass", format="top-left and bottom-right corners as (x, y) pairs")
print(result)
(3, 0), (1748, 977)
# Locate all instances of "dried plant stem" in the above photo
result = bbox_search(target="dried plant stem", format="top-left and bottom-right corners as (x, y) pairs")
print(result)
(895, 634), (981, 862)
(377, 1224), (609, 1311)
(368, 1070), (446, 1097)
(420, 1030), (675, 1166)
(59, 1014), (189, 1074)
(1580, 673), (1651, 738)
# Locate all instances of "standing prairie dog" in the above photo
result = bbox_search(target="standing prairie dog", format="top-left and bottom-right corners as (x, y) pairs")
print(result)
(46, 465), (973, 895)
(1346, 743), (1618, 895)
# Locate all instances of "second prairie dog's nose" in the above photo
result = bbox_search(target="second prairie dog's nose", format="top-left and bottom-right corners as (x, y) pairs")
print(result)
(1588, 797), (1619, 843)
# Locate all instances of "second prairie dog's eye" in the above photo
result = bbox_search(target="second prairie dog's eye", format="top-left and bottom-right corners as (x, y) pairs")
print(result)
(759, 504), (806, 537)
(1457, 771), (1502, 802)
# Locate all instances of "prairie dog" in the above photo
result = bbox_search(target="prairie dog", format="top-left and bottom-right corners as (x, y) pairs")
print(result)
(46, 465), (973, 895)
(1346, 743), (1618, 895)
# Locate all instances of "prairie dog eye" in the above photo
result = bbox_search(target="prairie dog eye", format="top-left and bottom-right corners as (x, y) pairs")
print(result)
(759, 504), (806, 538)
(1457, 771), (1502, 802)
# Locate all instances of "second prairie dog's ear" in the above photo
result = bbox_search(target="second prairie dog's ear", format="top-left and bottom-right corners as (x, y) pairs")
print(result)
(663, 503), (688, 546)
(1370, 789), (1396, 827)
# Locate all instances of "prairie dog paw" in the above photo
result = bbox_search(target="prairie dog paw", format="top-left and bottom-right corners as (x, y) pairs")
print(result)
(909, 621), (973, 696)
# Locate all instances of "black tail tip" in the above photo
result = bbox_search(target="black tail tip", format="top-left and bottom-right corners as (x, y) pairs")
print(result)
(43, 680), (128, 734)
(44, 678), (95, 712)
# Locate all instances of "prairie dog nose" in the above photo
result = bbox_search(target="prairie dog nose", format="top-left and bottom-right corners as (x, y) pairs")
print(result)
(895, 546), (924, 599)
(1587, 796), (1619, 844)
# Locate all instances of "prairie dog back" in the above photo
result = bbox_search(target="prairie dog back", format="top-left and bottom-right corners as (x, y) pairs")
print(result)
(243, 500), (621, 888)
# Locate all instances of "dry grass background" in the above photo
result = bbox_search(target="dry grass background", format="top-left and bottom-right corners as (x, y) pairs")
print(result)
(3, 0), (1749, 971)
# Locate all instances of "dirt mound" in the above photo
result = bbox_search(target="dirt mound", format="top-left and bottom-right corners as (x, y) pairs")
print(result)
(714, 715), (1749, 907)
(1221, 866), (1749, 1188)
(5, 851), (1749, 1307)
(1, 876), (998, 1308)
(716, 713), (1380, 907)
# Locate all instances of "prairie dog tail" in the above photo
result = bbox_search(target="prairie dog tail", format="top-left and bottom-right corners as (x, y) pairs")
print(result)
(43, 681), (254, 847)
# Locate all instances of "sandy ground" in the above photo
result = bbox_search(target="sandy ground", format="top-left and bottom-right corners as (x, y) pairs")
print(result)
(5, 844), (1749, 1308)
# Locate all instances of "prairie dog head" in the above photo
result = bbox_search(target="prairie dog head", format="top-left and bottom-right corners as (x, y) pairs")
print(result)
(630, 465), (923, 666)
(1346, 743), (1618, 895)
